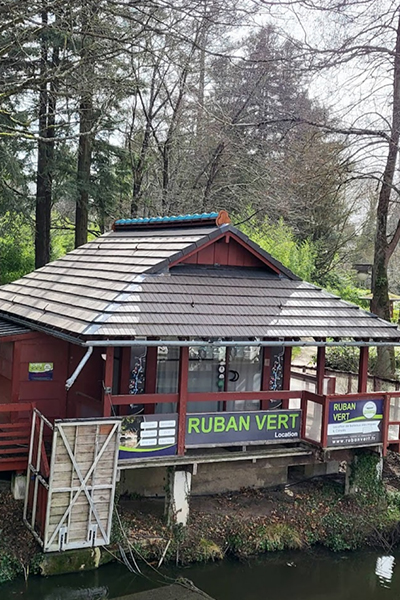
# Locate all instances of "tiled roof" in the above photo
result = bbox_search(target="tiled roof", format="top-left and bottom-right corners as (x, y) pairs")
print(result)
(82, 268), (400, 339)
(0, 318), (31, 338)
(0, 221), (398, 342)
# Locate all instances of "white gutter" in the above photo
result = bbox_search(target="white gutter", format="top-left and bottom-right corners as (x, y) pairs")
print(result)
(83, 339), (400, 348)
(65, 346), (93, 390)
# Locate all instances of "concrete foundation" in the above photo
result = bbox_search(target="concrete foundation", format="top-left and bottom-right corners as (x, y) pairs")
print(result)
(304, 461), (339, 478)
(11, 472), (26, 500)
(119, 453), (331, 498)
(120, 460), (290, 498)
(166, 469), (192, 526)
(191, 459), (288, 495)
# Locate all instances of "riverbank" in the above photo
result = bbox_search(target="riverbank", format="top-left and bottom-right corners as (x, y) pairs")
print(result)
(2, 451), (400, 583)
(119, 479), (399, 563)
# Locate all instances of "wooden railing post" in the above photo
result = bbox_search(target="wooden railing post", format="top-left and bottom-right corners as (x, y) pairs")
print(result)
(177, 346), (189, 455)
(321, 395), (329, 448)
(103, 346), (114, 417)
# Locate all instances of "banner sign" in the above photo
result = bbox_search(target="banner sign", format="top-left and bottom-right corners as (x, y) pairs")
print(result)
(28, 362), (54, 381)
(327, 398), (384, 447)
(186, 410), (301, 447)
(119, 414), (177, 459)
(119, 409), (301, 460)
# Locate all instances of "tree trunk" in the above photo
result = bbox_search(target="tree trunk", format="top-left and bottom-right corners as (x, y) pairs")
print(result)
(75, 95), (93, 248)
(371, 13), (400, 378)
(35, 7), (51, 269)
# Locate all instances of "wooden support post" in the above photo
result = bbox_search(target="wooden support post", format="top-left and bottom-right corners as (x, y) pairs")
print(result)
(282, 346), (292, 409)
(321, 396), (330, 448)
(382, 394), (390, 457)
(358, 346), (369, 393)
(103, 347), (114, 417)
(261, 347), (271, 410)
(177, 346), (189, 456)
(316, 346), (326, 396)
(144, 346), (158, 414)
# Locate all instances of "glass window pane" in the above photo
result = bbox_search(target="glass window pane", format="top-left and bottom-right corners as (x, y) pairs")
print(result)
(226, 346), (261, 411)
(156, 346), (179, 393)
(188, 346), (225, 412)
(156, 346), (179, 414)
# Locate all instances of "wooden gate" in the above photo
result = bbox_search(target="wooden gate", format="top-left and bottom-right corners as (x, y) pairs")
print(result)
(24, 413), (121, 552)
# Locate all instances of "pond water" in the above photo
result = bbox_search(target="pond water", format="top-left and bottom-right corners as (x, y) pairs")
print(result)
(2, 548), (400, 600)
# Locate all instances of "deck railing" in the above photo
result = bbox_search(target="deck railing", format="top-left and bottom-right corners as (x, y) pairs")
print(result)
(110, 389), (398, 455)
(1, 390), (399, 472)
(385, 391), (400, 452)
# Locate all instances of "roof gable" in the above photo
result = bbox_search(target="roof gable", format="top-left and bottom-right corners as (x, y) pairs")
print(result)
(168, 228), (299, 279)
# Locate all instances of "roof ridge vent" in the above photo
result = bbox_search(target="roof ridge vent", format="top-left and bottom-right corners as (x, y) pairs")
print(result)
(112, 210), (231, 231)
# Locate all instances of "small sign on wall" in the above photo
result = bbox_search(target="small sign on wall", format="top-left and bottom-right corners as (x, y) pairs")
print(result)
(327, 397), (384, 447)
(119, 414), (177, 460)
(29, 362), (54, 381)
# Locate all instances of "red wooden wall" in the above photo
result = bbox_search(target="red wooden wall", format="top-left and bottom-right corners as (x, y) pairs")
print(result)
(13, 333), (69, 419)
(0, 331), (108, 421)
(180, 235), (279, 271)
(0, 341), (13, 405)
(67, 345), (104, 418)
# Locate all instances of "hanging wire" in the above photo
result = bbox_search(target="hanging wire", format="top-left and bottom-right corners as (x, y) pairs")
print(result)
(109, 508), (214, 599)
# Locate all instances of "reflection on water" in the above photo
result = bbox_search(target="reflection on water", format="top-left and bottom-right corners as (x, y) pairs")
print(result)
(42, 586), (108, 600)
(3, 549), (400, 600)
(376, 555), (395, 588)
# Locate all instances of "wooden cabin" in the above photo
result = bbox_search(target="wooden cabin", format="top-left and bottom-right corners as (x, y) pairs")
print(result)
(0, 210), (400, 492)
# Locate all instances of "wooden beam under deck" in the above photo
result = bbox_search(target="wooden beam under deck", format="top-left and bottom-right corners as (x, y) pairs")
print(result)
(118, 445), (314, 470)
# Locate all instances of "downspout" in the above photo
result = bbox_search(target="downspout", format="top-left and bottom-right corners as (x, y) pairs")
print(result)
(65, 346), (93, 390)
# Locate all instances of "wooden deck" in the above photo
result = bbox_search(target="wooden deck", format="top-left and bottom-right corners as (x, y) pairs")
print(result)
(118, 444), (314, 470)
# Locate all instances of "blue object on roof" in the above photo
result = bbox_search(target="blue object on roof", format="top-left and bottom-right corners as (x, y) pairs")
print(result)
(114, 212), (219, 227)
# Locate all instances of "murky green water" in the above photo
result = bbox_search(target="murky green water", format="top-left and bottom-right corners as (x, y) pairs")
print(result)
(1, 548), (400, 599)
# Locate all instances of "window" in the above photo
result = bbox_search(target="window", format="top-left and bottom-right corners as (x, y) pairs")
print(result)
(226, 346), (262, 411)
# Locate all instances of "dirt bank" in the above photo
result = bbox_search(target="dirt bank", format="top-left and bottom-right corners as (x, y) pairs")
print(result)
(1, 451), (400, 583)
(117, 452), (400, 564)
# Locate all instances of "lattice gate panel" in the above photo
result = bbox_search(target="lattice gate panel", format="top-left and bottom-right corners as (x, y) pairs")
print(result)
(43, 418), (120, 552)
